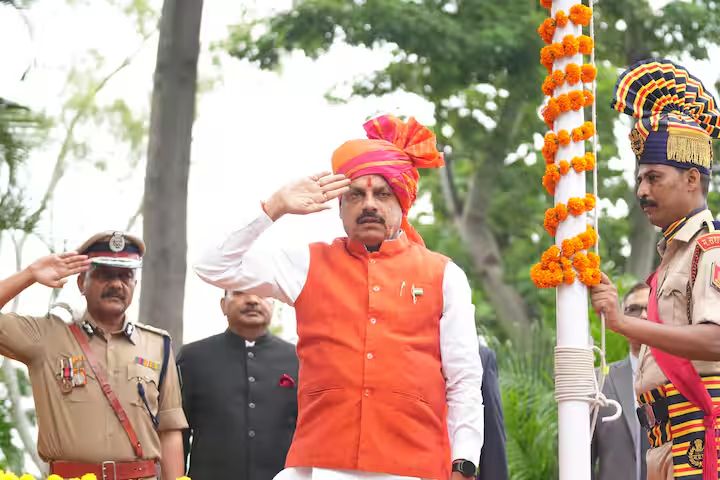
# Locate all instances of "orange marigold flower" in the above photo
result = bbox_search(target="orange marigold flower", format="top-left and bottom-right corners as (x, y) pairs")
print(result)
(537, 18), (556, 44)
(556, 203), (568, 220)
(583, 89), (594, 107)
(555, 10), (569, 28)
(540, 46), (555, 71)
(579, 268), (601, 286)
(542, 132), (559, 162)
(542, 76), (556, 96)
(559, 160), (570, 174)
(569, 4), (592, 26)
(558, 129), (571, 145)
(565, 63), (581, 84)
(530, 262), (564, 288)
(552, 69), (565, 85)
(584, 193), (596, 210)
(540, 0), (553, 9)
(578, 35), (594, 54)
(567, 197), (586, 215)
(572, 252), (590, 271)
(580, 64), (597, 83)
(584, 152), (595, 170)
(542, 164), (560, 194)
(587, 252), (600, 268)
(570, 155), (585, 172)
(541, 245), (561, 264)
(568, 90), (584, 110)
(562, 35), (579, 56)
(561, 258), (576, 284)
(542, 99), (561, 128)
(557, 94), (572, 112)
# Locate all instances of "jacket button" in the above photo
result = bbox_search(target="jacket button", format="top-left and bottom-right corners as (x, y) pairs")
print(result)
(248, 376), (256, 383)
(366, 353), (374, 360)
(249, 402), (256, 409)
(248, 351), (255, 359)
(372, 285), (380, 292)
(369, 317), (377, 325)
(248, 430), (256, 438)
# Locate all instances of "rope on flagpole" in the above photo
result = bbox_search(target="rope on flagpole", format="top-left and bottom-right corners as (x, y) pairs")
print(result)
(554, 346), (621, 424)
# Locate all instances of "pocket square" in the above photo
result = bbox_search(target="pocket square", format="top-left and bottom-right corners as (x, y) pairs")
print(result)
(278, 373), (296, 388)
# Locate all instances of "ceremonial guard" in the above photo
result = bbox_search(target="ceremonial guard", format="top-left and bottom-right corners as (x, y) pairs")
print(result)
(591, 59), (720, 480)
(0, 231), (187, 480)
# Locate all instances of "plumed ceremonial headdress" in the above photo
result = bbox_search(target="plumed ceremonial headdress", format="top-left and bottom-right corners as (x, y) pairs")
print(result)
(611, 58), (720, 175)
(331, 115), (444, 246)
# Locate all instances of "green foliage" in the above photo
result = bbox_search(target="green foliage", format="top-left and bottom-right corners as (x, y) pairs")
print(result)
(0, 366), (29, 472)
(0, 101), (47, 232)
(495, 328), (558, 480)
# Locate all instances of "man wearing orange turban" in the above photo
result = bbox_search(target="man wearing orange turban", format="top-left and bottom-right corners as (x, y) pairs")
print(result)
(195, 115), (484, 480)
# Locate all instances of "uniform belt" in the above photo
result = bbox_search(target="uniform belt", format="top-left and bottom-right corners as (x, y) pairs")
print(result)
(50, 459), (157, 480)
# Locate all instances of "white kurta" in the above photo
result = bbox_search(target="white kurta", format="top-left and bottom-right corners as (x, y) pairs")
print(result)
(195, 206), (485, 479)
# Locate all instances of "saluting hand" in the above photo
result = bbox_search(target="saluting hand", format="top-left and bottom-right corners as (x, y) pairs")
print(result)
(28, 252), (92, 288)
(263, 171), (351, 221)
(589, 272), (626, 335)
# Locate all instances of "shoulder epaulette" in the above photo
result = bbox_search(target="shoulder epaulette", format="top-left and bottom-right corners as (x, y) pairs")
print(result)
(135, 322), (171, 338)
(697, 220), (720, 252)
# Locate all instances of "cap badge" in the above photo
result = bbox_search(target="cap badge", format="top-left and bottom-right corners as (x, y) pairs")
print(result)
(629, 128), (645, 157)
(109, 232), (125, 252)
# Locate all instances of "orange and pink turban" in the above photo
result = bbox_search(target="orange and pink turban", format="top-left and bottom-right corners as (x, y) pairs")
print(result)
(331, 115), (445, 246)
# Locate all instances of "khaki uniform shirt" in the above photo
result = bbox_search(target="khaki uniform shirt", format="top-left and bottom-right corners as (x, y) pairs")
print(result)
(635, 209), (720, 395)
(0, 310), (187, 464)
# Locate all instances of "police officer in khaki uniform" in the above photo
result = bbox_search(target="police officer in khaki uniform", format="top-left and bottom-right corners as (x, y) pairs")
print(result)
(591, 59), (720, 480)
(0, 231), (187, 480)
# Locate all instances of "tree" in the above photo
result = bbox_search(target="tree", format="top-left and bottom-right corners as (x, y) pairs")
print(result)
(223, 0), (720, 344)
(140, 0), (203, 344)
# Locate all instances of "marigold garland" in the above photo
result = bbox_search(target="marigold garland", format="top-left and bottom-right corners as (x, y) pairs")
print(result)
(541, 64), (597, 96)
(541, 89), (594, 128)
(537, 6), (589, 44)
(540, 35), (594, 72)
(542, 153), (596, 194)
(532, 0), (601, 289)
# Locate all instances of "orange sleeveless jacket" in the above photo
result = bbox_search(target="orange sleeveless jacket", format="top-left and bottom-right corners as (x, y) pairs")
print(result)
(286, 234), (451, 479)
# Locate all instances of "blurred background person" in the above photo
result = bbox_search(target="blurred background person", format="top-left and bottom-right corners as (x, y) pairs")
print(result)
(591, 282), (650, 480)
(477, 341), (508, 480)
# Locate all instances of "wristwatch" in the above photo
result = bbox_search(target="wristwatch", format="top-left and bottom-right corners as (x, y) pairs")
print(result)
(452, 459), (476, 477)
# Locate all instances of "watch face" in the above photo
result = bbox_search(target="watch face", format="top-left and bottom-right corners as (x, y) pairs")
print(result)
(453, 460), (476, 477)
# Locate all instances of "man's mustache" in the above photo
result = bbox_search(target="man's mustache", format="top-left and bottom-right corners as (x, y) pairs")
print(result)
(102, 289), (125, 300)
(357, 212), (385, 225)
(639, 197), (658, 209)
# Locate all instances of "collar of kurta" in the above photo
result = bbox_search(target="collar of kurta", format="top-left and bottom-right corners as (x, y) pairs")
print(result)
(80, 311), (137, 344)
(657, 208), (715, 256)
(344, 230), (412, 259)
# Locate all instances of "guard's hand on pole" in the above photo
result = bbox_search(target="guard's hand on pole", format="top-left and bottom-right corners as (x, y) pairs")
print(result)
(589, 272), (626, 334)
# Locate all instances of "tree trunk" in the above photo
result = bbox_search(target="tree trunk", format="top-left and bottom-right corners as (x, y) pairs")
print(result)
(140, 0), (203, 345)
(457, 168), (533, 344)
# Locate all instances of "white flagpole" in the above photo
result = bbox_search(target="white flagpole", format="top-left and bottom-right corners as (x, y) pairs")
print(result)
(551, 0), (592, 478)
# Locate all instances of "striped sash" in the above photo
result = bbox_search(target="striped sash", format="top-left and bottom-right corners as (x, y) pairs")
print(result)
(639, 377), (720, 478)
